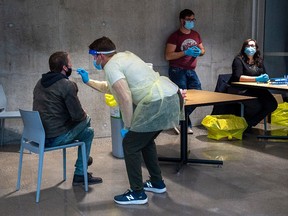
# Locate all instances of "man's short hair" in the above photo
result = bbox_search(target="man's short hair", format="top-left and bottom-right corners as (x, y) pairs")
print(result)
(179, 9), (195, 19)
(49, 52), (68, 73)
(89, 36), (116, 53)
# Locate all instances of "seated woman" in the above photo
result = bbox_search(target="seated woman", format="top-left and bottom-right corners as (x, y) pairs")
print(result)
(228, 38), (278, 129)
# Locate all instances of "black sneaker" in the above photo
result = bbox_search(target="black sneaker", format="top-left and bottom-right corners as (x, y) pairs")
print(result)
(114, 189), (148, 205)
(72, 173), (102, 186)
(143, 179), (166, 193)
(88, 156), (93, 166)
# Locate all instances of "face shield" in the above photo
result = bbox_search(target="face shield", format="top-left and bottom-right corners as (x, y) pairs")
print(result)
(88, 49), (116, 56)
(89, 49), (116, 70)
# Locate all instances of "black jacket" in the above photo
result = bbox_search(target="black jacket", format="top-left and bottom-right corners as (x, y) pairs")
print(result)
(33, 72), (86, 138)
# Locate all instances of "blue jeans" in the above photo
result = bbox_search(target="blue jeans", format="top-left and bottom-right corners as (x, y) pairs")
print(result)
(169, 67), (202, 127)
(45, 116), (94, 175)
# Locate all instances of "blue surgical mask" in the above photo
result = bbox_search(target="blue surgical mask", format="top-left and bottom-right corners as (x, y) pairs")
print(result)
(93, 59), (102, 70)
(244, 47), (256, 56)
(184, 21), (194, 30)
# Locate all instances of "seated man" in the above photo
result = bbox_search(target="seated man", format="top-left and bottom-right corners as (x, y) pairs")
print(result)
(33, 51), (102, 185)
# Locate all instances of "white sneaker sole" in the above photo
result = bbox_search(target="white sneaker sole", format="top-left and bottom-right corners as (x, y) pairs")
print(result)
(187, 128), (193, 134)
(173, 127), (180, 135)
(114, 198), (148, 205)
(144, 187), (167, 194)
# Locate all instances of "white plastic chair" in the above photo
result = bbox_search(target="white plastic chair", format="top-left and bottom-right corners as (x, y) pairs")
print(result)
(0, 84), (21, 146)
(16, 109), (88, 203)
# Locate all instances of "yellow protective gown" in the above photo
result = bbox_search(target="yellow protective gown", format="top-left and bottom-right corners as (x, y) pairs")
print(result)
(104, 51), (180, 132)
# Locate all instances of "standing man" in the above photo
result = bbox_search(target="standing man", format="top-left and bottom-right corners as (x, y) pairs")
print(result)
(33, 51), (102, 186)
(165, 9), (205, 134)
(77, 36), (181, 205)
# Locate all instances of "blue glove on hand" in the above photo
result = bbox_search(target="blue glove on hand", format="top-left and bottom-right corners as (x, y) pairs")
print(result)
(77, 68), (90, 83)
(120, 128), (129, 138)
(255, 74), (269, 83)
(184, 46), (201, 57)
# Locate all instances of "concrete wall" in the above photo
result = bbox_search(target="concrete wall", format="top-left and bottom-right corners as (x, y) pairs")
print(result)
(0, 0), (253, 139)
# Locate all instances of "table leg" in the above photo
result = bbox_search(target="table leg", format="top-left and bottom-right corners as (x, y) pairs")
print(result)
(158, 106), (223, 171)
(257, 135), (288, 139)
(240, 102), (244, 117)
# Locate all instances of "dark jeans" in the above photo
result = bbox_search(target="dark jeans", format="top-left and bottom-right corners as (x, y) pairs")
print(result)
(122, 130), (163, 192)
(223, 87), (278, 127)
(45, 116), (94, 175)
(169, 67), (201, 127)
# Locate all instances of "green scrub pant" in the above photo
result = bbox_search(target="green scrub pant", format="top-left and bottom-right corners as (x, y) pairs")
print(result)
(123, 130), (163, 192)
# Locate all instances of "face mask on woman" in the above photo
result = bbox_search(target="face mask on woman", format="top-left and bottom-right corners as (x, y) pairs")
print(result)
(244, 47), (256, 56)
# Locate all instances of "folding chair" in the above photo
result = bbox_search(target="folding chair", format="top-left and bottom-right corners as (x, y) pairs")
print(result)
(16, 109), (88, 203)
(0, 84), (21, 146)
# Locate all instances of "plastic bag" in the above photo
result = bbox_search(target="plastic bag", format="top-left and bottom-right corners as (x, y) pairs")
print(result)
(271, 102), (288, 135)
(105, 94), (121, 118)
(105, 94), (118, 107)
(271, 102), (288, 127)
(201, 114), (248, 140)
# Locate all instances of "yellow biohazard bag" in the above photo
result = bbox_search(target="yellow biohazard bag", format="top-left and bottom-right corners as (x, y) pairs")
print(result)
(271, 102), (288, 136)
(201, 114), (248, 140)
(105, 94), (118, 107)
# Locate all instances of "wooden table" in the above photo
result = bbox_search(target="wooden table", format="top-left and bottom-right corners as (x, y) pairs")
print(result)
(232, 82), (288, 140)
(158, 89), (256, 171)
(232, 82), (288, 91)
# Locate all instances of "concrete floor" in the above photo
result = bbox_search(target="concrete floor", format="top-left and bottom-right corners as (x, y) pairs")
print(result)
(0, 125), (288, 216)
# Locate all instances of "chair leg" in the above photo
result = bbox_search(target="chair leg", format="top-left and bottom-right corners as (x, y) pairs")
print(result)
(16, 145), (24, 190)
(63, 148), (66, 181)
(36, 152), (44, 203)
(81, 144), (88, 192)
(0, 119), (4, 147)
(264, 117), (267, 131)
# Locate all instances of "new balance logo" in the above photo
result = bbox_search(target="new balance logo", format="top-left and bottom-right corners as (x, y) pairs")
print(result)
(126, 195), (135, 201)
(147, 182), (153, 188)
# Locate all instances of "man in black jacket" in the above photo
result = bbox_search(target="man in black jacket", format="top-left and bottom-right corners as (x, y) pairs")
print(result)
(33, 51), (102, 185)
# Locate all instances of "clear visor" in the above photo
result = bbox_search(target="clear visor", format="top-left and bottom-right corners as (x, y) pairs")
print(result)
(89, 49), (116, 56)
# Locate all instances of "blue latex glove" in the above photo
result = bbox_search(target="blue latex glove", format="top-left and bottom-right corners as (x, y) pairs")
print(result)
(120, 128), (129, 138)
(255, 74), (269, 83)
(77, 68), (90, 83)
(184, 46), (201, 57)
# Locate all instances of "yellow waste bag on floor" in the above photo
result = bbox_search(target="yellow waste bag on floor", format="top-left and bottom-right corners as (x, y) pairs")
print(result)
(271, 102), (288, 127)
(271, 102), (288, 136)
(201, 115), (248, 140)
